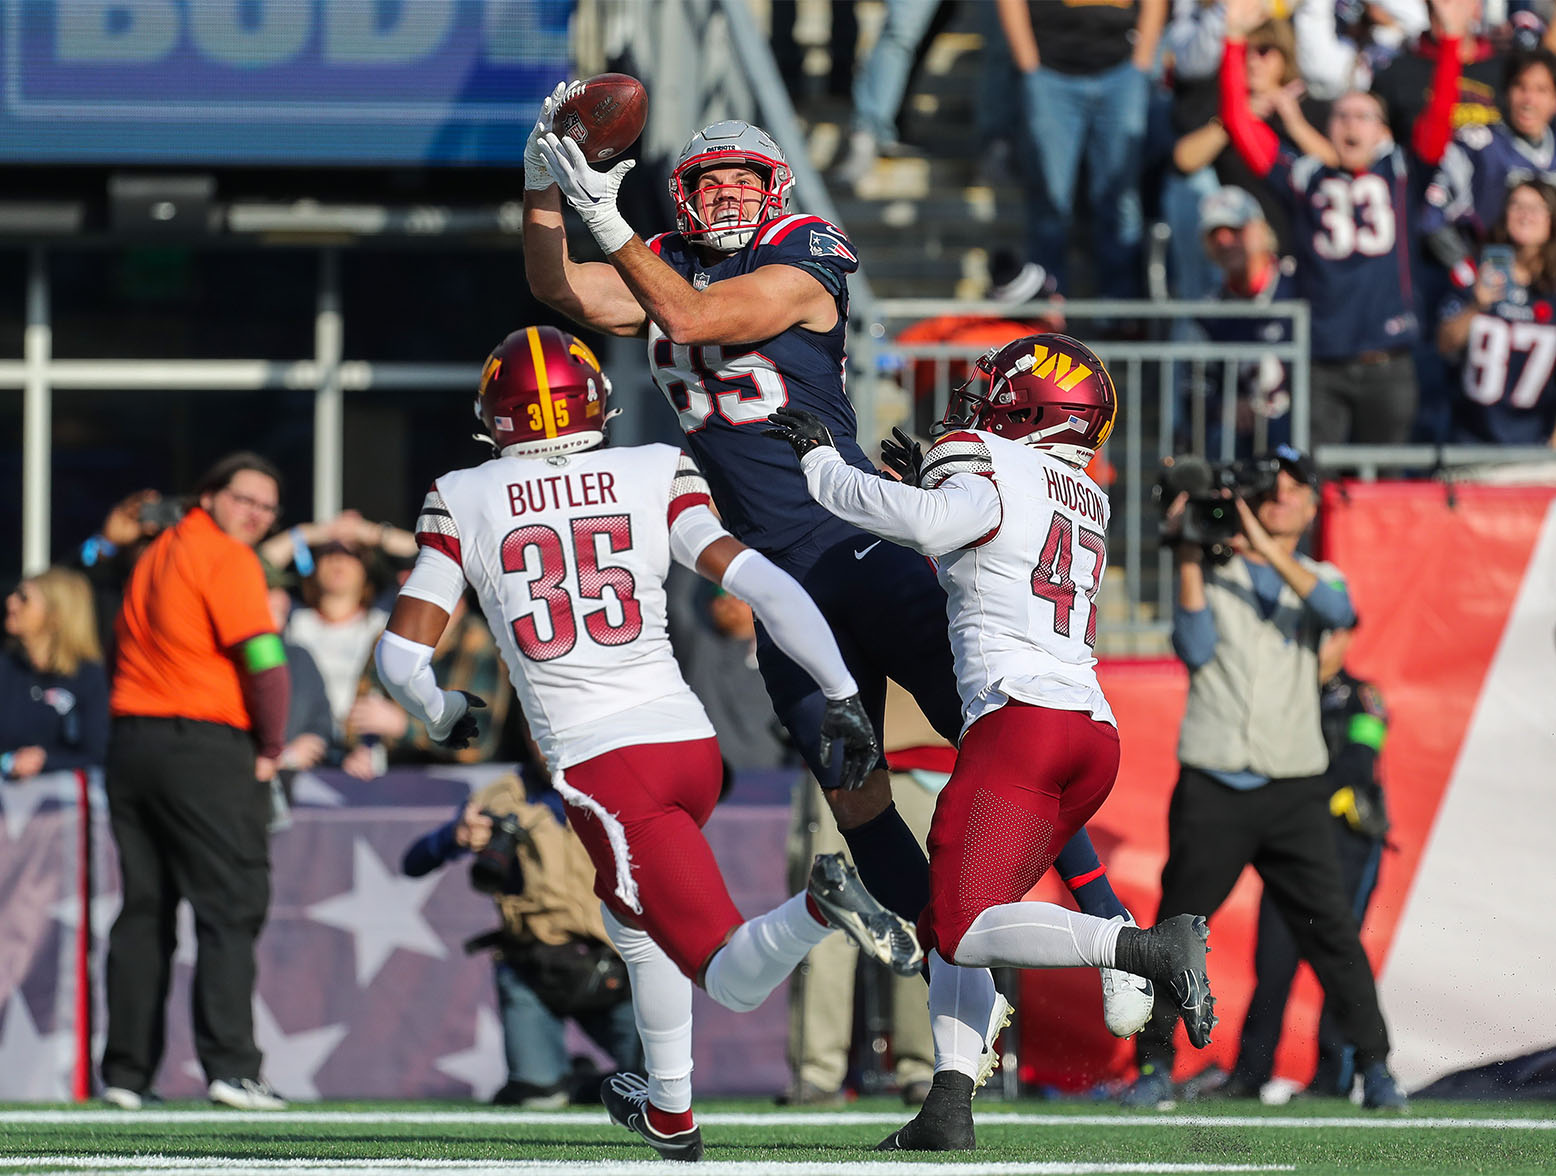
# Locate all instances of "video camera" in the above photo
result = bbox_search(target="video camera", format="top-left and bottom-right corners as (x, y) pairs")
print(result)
(1154, 454), (1282, 564)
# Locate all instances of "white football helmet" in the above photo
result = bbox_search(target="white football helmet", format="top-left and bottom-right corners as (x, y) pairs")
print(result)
(669, 120), (794, 252)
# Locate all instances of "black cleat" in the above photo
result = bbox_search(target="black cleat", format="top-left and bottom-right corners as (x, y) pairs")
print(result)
(601, 1072), (704, 1162)
(876, 1071), (976, 1151)
(807, 853), (924, 976)
(1361, 1063), (1409, 1112)
(1120, 913), (1216, 1049)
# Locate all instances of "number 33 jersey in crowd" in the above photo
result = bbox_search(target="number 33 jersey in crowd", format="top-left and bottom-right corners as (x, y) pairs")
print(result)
(644, 214), (877, 556)
(411, 444), (718, 770)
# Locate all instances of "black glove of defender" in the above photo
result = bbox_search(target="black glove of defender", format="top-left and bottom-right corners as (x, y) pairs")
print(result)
(880, 427), (926, 486)
(764, 406), (836, 460)
(819, 694), (879, 792)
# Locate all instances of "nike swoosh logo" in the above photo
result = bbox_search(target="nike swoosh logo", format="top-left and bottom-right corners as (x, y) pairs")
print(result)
(854, 540), (882, 560)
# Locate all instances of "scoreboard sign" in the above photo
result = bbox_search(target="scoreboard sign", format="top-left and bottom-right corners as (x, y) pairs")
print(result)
(0, 0), (574, 164)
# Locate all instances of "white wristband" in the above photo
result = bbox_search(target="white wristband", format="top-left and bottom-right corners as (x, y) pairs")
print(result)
(582, 206), (635, 255)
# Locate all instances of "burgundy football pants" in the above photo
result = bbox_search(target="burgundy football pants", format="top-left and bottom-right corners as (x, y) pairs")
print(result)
(921, 702), (1121, 961)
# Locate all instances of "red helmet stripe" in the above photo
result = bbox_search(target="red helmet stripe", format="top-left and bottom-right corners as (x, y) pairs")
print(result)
(524, 326), (558, 439)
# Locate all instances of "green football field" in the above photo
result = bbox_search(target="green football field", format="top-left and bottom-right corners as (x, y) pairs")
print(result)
(1, 1099), (1554, 1175)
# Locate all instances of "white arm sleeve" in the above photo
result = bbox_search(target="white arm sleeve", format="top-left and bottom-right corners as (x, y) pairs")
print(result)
(375, 630), (450, 729)
(669, 503), (732, 571)
(720, 548), (858, 702)
(399, 545), (467, 614)
(800, 448), (1000, 557)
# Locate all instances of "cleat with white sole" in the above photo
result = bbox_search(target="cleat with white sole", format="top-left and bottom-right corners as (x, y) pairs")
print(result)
(806, 852), (924, 976)
(1101, 914), (1154, 1037)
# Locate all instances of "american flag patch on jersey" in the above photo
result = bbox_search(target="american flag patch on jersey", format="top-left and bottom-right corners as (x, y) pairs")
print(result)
(415, 485), (462, 565)
(919, 431), (995, 491)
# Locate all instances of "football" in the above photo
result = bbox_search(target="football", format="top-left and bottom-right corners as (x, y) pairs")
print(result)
(553, 73), (648, 164)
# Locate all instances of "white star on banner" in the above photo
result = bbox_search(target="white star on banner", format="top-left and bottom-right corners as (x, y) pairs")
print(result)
(433, 1004), (506, 1102)
(181, 996), (346, 1100)
(50, 888), (120, 941)
(304, 837), (447, 986)
(288, 771), (344, 808)
(0, 772), (71, 841)
(0, 991), (74, 1099)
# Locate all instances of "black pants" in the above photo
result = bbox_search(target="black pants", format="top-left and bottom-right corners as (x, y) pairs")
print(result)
(1232, 825), (1385, 1092)
(101, 716), (270, 1090)
(1309, 351), (1418, 446)
(1135, 767), (1390, 1073)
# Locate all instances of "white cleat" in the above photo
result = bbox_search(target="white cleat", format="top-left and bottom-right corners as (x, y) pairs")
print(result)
(973, 992), (1015, 1091)
(208, 1078), (287, 1111)
(1101, 913), (1155, 1038)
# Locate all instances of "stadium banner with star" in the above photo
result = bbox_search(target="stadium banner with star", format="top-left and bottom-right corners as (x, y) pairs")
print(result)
(0, 765), (796, 1100)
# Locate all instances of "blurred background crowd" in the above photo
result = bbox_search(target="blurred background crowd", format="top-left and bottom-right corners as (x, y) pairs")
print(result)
(2, 0), (1553, 1113)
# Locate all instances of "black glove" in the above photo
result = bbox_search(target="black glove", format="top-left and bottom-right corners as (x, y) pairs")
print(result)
(880, 427), (926, 486)
(764, 406), (836, 460)
(818, 694), (879, 792)
(437, 690), (488, 750)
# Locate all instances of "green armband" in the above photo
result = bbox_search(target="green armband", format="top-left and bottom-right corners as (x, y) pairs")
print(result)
(242, 632), (288, 673)
(1348, 712), (1386, 752)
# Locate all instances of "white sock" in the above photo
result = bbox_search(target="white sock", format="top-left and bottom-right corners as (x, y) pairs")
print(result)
(952, 902), (1123, 970)
(927, 950), (998, 1080)
(702, 893), (832, 1013)
(602, 905), (693, 1113)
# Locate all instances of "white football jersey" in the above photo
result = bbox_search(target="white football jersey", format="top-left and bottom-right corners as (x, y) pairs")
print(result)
(413, 444), (717, 769)
(923, 429), (1115, 730)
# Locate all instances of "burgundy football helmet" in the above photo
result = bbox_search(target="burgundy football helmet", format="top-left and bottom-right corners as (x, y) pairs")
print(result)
(475, 326), (611, 458)
(940, 333), (1117, 466)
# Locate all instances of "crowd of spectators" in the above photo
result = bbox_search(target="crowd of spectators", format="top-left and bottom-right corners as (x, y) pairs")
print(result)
(818, 0), (1556, 452)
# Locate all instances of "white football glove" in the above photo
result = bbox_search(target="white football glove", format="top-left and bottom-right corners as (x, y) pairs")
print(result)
(537, 131), (637, 255)
(525, 81), (571, 192)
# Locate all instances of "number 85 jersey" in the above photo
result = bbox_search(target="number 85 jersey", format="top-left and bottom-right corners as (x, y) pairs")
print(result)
(645, 215), (879, 555)
(408, 443), (717, 770)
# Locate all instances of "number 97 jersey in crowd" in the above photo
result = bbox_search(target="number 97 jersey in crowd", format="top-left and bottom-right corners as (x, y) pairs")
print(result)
(645, 214), (877, 555)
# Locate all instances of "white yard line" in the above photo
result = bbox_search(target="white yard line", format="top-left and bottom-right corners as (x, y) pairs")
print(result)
(0, 1110), (1549, 1130)
(0, 1160), (1300, 1176)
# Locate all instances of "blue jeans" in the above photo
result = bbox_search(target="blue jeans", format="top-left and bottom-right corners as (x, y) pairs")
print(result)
(494, 959), (641, 1088)
(1020, 60), (1149, 297)
(1162, 165), (1222, 301)
(851, 0), (943, 142)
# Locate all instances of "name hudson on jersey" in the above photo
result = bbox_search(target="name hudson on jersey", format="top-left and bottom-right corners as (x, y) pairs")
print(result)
(507, 472), (619, 516)
(1044, 468), (1105, 526)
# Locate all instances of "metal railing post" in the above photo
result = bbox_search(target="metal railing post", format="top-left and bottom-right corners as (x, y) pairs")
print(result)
(313, 249), (344, 522)
(21, 248), (51, 575)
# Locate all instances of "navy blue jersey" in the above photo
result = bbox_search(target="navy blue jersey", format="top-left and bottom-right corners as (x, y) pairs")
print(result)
(1194, 260), (1299, 456)
(1440, 285), (1556, 443)
(1268, 147), (1419, 360)
(1423, 123), (1556, 245)
(645, 213), (877, 556)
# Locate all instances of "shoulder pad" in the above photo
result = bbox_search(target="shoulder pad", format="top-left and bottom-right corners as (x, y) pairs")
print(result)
(754, 215), (859, 272)
(921, 431), (995, 490)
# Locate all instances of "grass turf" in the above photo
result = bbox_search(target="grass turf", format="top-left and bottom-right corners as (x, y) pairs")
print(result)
(0, 1098), (1553, 1174)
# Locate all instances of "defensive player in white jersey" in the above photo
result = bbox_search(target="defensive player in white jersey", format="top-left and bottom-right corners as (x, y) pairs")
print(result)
(767, 334), (1217, 1150)
(372, 326), (922, 1161)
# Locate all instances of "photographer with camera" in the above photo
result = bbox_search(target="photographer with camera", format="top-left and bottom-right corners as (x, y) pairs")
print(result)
(1122, 446), (1408, 1111)
(401, 756), (641, 1108)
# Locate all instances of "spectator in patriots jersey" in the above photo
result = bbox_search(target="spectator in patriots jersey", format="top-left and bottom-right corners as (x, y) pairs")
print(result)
(1222, 0), (1426, 445)
(374, 326), (918, 1161)
(1421, 48), (1556, 287)
(522, 86), (1154, 1036)
(1193, 186), (1299, 456)
(767, 334), (1215, 1152)
(1438, 180), (1556, 443)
